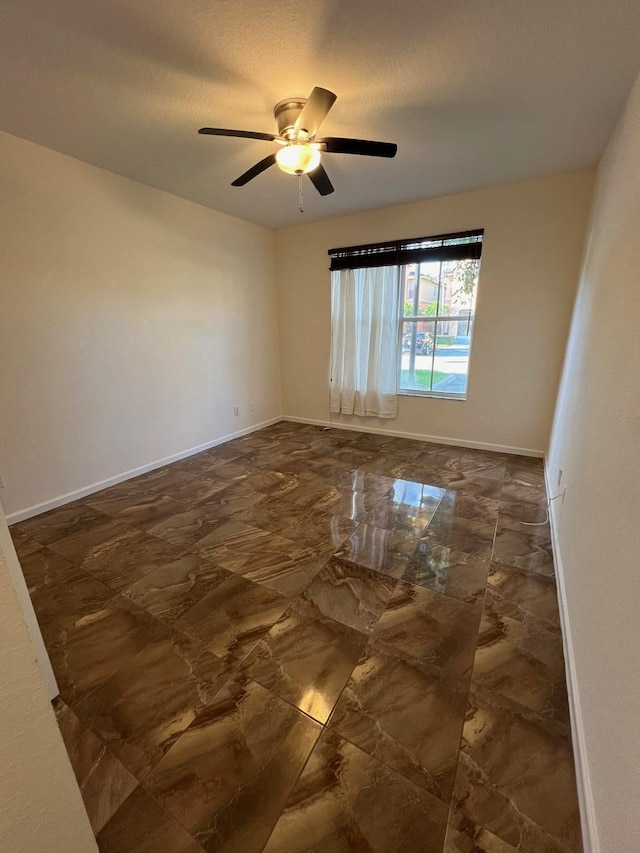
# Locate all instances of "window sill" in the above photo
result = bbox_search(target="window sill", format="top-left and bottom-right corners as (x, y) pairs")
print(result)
(398, 389), (467, 401)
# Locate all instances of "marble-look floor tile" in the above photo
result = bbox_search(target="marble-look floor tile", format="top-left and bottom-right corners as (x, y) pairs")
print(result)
(363, 495), (436, 537)
(471, 610), (569, 723)
(196, 484), (266, 518)
(47, 597), (169, 707)
(329, 640), (468, 802)
(452, 685), (582, 852)
(262, 421), (314, 438)
(335, 523), (418, 577)
(235, 500), (296, 531)
(383, 437), (430, 456)
(429, 452), (504, 482)
(195, 520), (316, 578)
(47, 516), (141, 563)
(31, 568), (118, 643)
(301, 556), (397, 634)
(17, 545), (83, 595)
(191, 518), (272, 559)
(122, 555), (231, 624)
(243, 445), (323, 469)
(263, 729), (450, 853)
(114, 465), (198, 499)
(421, 513), (496, 559)
(9, 525), (42, 558)
(209, 459), (258, 483)
(239, 553), (329, 595)
(438, 490), (500, 525)
(174, 573), (290, 663)
(17, 426), (581, 853)
(492, 527), (554, 576)
(203, 443), (246, 462)
(15, 502), (111, 545)
(447, 476), (503, 500)
(98, 786), (205, 853)
(235, 468), (305, 498)
(261, 454), (335, 478)
(356, 454), (415, 480)
(500, 480), (547, 505)
(79, 528), (182, 592)
(348, 432), (397, 451)
(497, 499), (550, 532)
(327, 468), (395, 497)
(386, 479), (444, 508)
(54, 699), (138, 834)
(373, 581), (481, 678)
(402, 543), (490, 606)
(444, 809), (519, 852)
(243, 599), (368, 723)
(86, 489), (188, 527)
(74, 632), (231, 779)
(330, 447), (379, 470)
(144, 675), (322, 853)
(504, 460), (545, 489)
(160, 475), (231, 506)
(319, 487), (383, 521)
(243, 504), (358, 551)
(146, 505), (226, 549)
(397, 465), (451, 489)
(485, 561), (561, 634)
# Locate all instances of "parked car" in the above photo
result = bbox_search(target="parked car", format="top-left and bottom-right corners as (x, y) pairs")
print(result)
(402, 331), (434, 354)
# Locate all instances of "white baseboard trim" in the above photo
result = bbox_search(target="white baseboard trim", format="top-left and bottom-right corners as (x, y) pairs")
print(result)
(6, 417), (282, 525)
(283, 415), (544, 458)
(544, 461), (598, 853)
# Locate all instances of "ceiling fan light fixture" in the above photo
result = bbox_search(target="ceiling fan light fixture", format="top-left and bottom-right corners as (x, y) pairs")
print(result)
(276, 143), (321, 175)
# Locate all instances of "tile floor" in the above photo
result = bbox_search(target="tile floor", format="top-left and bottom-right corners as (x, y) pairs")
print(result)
(11, 422), (583, 852)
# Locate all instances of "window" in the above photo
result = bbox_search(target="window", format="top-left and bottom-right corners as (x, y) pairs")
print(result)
(329, 230), (483, 402)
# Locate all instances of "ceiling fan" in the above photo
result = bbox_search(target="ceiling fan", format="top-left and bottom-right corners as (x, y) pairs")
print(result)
(198, 87), (397, 204)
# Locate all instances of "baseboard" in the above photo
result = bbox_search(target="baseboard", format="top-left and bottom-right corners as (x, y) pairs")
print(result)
(544, 461), (598, 853)
(284, 415), (544, 458)
(6, 417), (282, 525)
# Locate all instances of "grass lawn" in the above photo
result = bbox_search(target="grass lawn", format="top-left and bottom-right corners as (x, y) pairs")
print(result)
(401, 369), (448, 391)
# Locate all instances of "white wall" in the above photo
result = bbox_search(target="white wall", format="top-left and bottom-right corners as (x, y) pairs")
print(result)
(0, 504), (97, 852)
(548, 73), (640, 853)
(0, 131), (282, 520)
(0, 497), (58, 698)
(275, 172), (594, 454)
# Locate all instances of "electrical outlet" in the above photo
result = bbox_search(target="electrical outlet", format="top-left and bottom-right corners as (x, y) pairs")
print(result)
(233, 406), (240, 417)
(557, 468), (564, 487)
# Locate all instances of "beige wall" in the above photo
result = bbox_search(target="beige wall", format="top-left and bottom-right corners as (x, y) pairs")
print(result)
(548, 73), (640, 852)
(0, 131), (282, 520)
(275, 171), (594, 454)
(0, 504), (97, 852)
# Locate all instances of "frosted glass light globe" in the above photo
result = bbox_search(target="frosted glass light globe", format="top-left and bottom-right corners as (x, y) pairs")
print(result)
(276, 144), (321, 175)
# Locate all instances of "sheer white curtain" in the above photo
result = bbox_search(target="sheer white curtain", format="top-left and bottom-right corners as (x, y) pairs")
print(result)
(330, 265), (401, 418)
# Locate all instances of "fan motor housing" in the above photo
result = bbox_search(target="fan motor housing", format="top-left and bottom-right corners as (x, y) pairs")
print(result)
(274, 98), (307, 140)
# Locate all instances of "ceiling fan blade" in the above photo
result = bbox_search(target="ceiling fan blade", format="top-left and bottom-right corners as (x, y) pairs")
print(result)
(231, 153), (277, 186)
(308, 163), (335, 196)
(199, 127), (279, 143)
(316, 137), (397, 158)
(294, 88), (337, 138)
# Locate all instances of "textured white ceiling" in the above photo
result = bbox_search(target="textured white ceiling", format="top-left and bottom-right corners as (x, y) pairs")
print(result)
(1, 0), (639, 228)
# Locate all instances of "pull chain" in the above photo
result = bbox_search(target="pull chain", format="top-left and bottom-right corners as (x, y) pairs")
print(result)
(297, 171), (304, 214)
